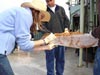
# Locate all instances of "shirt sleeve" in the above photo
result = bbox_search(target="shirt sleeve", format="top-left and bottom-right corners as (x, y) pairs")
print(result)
(14, 8), (34, 51)
(61, 7), (70, 29)
(92, 26), (100, 39)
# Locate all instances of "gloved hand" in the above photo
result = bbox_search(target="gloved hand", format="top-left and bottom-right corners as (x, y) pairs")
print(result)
(64, 28), (69, 33)
(89, 30), (95, 38)
(64, 28), (70, 36)
(48, 42), (56, 50)
(44, 33), (56, 44)
(89, 30), (92, 35)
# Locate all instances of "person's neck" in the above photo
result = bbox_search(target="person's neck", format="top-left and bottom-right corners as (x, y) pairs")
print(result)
(48, 4), (56, 7)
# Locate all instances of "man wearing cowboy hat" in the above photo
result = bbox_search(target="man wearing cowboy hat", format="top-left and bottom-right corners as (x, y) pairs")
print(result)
(0, 0), (56, 75)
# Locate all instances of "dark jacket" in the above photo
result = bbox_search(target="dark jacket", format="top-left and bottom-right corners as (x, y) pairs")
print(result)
(44, 5), (70, 33)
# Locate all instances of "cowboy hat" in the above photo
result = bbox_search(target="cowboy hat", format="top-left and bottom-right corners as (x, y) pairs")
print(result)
(21, 0), (50, 22)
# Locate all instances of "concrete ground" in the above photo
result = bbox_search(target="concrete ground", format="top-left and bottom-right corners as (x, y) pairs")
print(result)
(8, 48), (93, 75)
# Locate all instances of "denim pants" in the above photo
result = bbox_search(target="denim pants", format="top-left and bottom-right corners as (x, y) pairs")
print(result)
(45, 46), (65, 75)
(93, 47), (100, 75)
(0, 54), (14, 75)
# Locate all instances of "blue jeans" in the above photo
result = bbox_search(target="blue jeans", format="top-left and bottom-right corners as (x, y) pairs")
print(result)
(45, 46), (65, 75)
(93, 47), (100, 75)
(0, 54), (14, 75)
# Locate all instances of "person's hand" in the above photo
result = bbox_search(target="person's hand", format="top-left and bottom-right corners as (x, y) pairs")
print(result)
(44, 33), (56, 44)
(64, 28), (69, 33)
(64, 28), (70, 36)
(48, 42), (57, 50)
(89, 30), (92, 35)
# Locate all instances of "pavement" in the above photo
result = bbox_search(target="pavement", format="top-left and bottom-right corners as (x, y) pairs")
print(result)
(8, 48), (93, 75)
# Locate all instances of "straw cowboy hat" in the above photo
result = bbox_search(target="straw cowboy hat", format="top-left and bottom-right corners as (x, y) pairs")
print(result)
(21, 0), (50, 22)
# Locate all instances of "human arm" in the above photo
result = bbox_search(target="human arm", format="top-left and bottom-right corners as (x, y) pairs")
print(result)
(61, 7), (70, 29)
(33, 42), (55, 51)
(34, 33), (56, 46)
(14, 8), (34, 51)
(91, 26), (100, 39)
(60, 7), (70, 33)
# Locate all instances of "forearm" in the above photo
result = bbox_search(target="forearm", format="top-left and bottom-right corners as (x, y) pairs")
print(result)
(32, 33), (56, 51)
(33, 39), (45, 46)
(33, 45), (50, 51)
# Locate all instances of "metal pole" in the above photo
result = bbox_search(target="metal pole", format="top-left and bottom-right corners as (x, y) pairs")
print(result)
(78, 0), (84, 67)
(70, 15), (73, 31)
(89, 0), (94, 30)
(95, 0), (97, 27)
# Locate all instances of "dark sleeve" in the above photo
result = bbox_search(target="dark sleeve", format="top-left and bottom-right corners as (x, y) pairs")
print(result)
(91, 26), (100, 39)
(61, 7), (70, 29)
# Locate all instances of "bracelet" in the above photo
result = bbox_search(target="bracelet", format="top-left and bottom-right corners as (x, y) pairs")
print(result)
(42, 39), (47, 45)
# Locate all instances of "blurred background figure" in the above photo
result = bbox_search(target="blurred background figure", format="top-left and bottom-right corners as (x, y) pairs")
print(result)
(44, 0), (70, 75)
